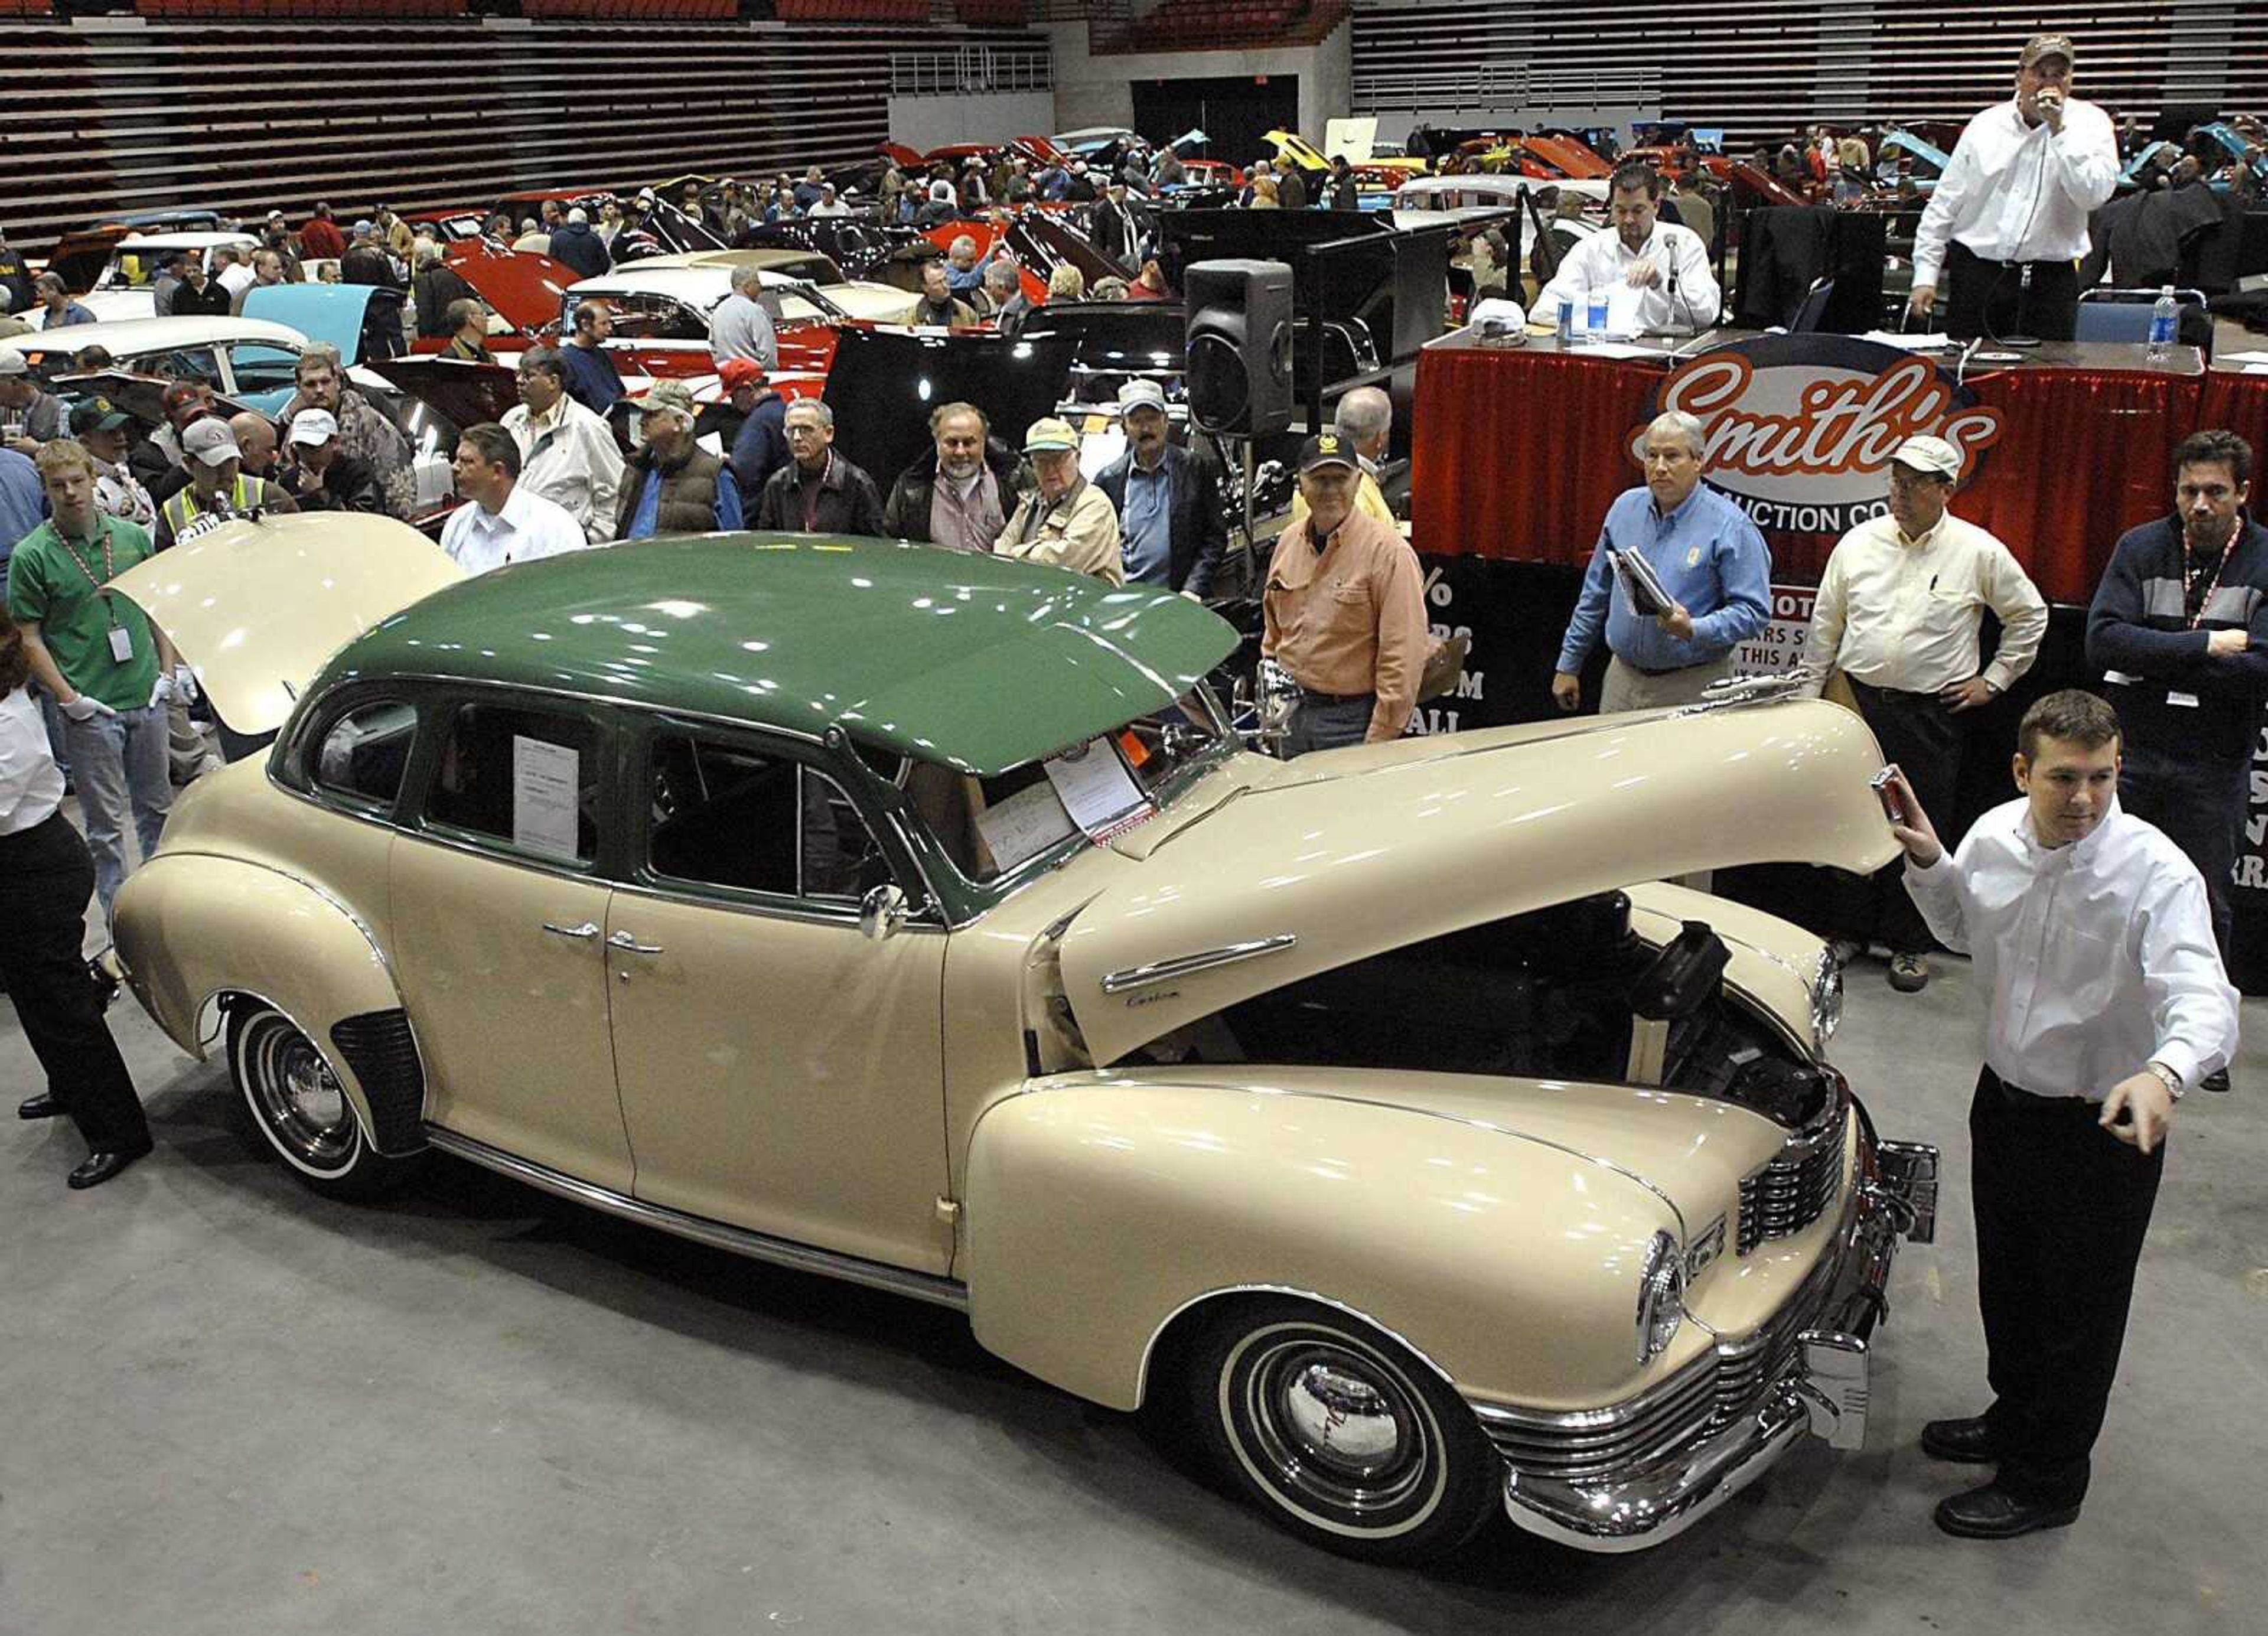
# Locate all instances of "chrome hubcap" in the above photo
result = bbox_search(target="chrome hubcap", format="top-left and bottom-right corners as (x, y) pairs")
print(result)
(1238, 1335), (1433, 1518)
(245, 1016), (355, 1168)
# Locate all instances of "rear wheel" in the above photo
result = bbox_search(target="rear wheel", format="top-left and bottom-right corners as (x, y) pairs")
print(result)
(227, 1002), (419, 1202)
(1183, 1297), (1500, 1565)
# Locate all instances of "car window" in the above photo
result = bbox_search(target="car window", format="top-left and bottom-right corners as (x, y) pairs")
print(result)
(425, 701), (601, 864)
(312, 696), (419, 809)
(646, 731), (889, 903)
(587, 292), (709, 344)
(138, 347), (221, 386)
(227, 343), (301, 395)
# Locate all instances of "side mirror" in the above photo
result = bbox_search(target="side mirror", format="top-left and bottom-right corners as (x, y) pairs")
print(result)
(860, 882), (910, 943)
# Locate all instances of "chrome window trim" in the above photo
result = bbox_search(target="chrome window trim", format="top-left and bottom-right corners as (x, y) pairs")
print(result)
(422, 1127), (967, 1311)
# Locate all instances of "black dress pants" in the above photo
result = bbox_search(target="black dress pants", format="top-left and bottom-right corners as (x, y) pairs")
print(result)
(1848, 678), (1963, 954)
(2117, 739), (2247, 959)
(0, 812), (149, 1154)
(1970, 1065), (2164, 1507)
(1943, 240), (2079, 343)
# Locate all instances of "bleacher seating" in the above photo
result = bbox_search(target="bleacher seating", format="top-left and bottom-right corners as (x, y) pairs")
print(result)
(0, 1), (58, 21)
(775, 1), (931, 21)
(135, 1), (470, 17)
(520, 1), (741, 18)
(954, 0), (1027, 25)
(1115, 0), (1342, 54)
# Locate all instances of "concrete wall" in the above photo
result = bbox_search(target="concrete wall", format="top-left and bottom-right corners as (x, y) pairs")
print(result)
(1044, 21), (1353, 144)
(887, 92), (1060, 153)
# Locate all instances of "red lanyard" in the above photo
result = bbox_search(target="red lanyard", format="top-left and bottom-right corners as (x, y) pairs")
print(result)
(2185, 536), (2233, 630)
(58, 523), (125, 626)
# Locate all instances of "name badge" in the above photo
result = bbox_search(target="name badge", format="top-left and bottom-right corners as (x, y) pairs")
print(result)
(2101, 669), (2141, 685)
(109, 625), (135, 663)
(2166, 690), (2201, 709)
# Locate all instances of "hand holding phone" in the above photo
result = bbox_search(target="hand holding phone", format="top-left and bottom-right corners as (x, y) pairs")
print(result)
(1877, 764), (1944, 865)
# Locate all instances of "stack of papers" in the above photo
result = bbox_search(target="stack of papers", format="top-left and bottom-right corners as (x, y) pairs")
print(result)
(1860, 330), (1953, 350)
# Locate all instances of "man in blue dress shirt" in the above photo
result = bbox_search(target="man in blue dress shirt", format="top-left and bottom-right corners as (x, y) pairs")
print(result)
(1552, 409), (1771, 713)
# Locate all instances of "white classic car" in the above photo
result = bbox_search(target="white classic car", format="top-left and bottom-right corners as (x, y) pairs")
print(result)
(108, 516), (1937, 1565)
(39, 232), (264, 327)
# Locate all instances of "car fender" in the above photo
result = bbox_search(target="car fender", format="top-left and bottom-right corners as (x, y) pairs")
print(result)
(114, 852), (423, 1155)
(961, 1074), (1693, 1413)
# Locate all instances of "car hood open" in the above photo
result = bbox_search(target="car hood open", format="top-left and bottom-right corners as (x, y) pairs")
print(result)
(1057, 700), (1895, 1067)
(107, 511), (464, 734)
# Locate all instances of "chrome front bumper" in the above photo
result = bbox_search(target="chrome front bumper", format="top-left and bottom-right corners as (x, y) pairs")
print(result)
(1488, 1131), (1938, 1553)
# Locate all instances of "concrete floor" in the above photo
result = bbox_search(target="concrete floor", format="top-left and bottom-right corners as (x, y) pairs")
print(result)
(4, 936), (2264, 1635)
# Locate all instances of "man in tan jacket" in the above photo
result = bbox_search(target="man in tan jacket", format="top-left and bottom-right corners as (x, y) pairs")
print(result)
(1264, 433), (1430, 754)
(998, 418), (1122, 584)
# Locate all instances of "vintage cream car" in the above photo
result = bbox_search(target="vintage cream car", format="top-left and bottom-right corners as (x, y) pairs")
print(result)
(110, 513), (1936, 1565)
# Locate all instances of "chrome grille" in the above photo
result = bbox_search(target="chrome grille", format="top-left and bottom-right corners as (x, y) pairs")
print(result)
(1739, 1100), (1849, 1254)
(1478, 1221), (1849, 1482)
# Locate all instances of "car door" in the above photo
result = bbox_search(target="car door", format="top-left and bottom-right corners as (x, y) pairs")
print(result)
(388, 690), (635, 1194)
(605, 718), (953, 1274)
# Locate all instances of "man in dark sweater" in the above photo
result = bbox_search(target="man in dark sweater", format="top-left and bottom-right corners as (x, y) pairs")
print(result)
(755, 399), (885, 536)
(2086, 428), (2268, 1093)
(719, 358), (788, 520)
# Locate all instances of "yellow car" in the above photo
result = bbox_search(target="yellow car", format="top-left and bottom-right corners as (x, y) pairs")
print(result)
(110, 512), (1936, 1565)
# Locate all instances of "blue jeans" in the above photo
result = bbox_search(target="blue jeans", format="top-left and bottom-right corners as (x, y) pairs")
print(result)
(1282, 693), (1374, 757)
(64, 702), (172, 921)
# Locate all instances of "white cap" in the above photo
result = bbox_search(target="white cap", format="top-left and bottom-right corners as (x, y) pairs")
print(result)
(288, 408), (339, 447)
(1890, 434), (1962, 480)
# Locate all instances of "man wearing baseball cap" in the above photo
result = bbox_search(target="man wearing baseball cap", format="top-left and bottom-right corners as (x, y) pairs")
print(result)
(0, 351), (64, 457)
(279, 408), (382, 515)
(1093, 379), (1224, 595)
(1798, 432), (2047, 991)
(69, 396), (155, 530)
(1263, 433), (1429, 753)
(616, 380), (744, 540)
(719, 356), (788, 521)
(1908, 34), (2118, 341)
(998, 418), (1121, 584)
(155, 417), (297, 553)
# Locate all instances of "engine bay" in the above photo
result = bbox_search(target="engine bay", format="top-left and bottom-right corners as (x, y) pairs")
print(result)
(1132, 890), (1836, 1130)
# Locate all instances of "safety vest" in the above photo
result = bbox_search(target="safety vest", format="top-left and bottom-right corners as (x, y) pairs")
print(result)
(162, 474), (260, 545)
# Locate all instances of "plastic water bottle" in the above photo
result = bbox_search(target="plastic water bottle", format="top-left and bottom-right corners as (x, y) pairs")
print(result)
(2146, 286), (2178, 361)
(1587, 288), (1610, 338)
(1557, 298), (1574, 344)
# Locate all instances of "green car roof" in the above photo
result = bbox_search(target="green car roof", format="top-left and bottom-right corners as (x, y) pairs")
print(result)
(322, 533), (1241, 776)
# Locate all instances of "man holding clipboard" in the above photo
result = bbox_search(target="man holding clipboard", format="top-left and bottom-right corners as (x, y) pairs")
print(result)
(1553, 410), (1770, 714)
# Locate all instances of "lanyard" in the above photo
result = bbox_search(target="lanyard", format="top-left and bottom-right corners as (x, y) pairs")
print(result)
(2185, 535), (2233, 630)
(58, 523), (124, 627)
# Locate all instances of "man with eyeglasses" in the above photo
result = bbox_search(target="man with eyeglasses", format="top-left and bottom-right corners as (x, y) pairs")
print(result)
(1535, 161), (1720, 334)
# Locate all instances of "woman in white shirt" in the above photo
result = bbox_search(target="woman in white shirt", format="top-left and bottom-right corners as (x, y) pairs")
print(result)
(1, 611), (152, 1189)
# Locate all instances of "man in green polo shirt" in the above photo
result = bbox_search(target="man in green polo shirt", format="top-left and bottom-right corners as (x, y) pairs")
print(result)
(6, 439), (190, 919)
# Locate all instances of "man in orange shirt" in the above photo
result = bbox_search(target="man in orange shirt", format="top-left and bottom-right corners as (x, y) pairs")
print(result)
(1262, 434), (1429, 754)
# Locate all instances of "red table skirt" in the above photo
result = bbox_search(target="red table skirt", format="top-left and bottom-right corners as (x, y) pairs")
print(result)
(1411, 345), (2268, 607)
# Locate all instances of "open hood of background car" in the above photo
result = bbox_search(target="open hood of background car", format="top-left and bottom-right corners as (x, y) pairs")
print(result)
(107, 512), (463, 734)
(1056, 701), (1897, 1067)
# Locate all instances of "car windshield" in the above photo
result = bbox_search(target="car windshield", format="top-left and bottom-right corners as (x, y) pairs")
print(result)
(97, 246), (203, 290)
(875, 687), (1234, 894)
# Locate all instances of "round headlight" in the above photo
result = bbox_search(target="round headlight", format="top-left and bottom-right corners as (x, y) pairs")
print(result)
(1811, 947), (1844, 1055)
(1635, 1230), (1686, 1364)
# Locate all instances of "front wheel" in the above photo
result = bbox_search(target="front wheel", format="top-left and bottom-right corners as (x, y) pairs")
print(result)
(227, 1003), (420, 1202)
(1183, 1297), (1500, 1565)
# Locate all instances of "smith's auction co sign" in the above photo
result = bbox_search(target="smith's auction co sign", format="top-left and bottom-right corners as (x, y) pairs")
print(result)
(1638, 334), (2006, 537)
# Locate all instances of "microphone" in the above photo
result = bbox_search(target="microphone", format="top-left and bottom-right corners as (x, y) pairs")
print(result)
(1999, 260), (2042, 349)
(1955, 334), (1982, 387)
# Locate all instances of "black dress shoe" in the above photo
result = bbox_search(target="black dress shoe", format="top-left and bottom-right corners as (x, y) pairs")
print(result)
(2201, 1067), (2231, 1094)
(1933, 1481), (2081, 1539)
(1920, 1415), (2004, 1464)
(18, 1094), (61, 1120)
(67, 1143), (152, 1191)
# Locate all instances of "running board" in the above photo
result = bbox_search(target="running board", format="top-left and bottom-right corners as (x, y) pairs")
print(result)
(422, 1127), (969, 1312)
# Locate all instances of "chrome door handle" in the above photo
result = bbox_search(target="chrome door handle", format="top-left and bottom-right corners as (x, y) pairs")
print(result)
(542, 920), (600, 940)
(607, 930), (664, 955)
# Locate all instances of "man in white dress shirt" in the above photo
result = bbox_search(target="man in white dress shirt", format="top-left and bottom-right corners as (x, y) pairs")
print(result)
(1534, 161), (1719, 334)
(1800, 434), (2048, 992)
(1889, 689), (2236, 1540)
(438, 423), (588, 576)
(1907, 34), (2120, 341)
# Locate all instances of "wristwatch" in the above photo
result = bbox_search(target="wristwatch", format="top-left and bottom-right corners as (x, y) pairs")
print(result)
(2144, 1060), (2185, 1101)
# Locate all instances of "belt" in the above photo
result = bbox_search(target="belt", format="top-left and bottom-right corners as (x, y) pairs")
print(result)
(1614, 656), (1688, 679)
(1292, 686), (1374, 707)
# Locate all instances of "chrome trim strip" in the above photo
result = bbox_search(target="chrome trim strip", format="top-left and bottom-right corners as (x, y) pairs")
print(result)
(421, 1127), (969, 1311)
(1100, 933), (1299, 995)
